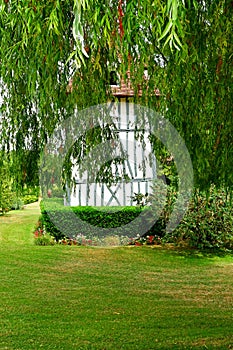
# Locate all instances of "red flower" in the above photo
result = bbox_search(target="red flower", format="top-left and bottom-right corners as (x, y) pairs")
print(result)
(148, 235), (154, 244)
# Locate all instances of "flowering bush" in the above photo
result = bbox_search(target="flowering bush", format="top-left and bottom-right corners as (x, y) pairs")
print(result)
(33, 222), (55, 246)
(60, 234), (132, 247)
(33, 216), (164, 247)
(173, 186), (233, 250)
(128, 234), (162, 246)
(33, 221), (134, 247)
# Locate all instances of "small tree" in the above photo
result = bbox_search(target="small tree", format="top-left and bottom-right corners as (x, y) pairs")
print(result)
(0, 162), (14, 214)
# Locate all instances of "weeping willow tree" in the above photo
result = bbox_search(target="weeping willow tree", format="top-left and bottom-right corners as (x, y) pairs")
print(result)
(0, 0), (232, 193)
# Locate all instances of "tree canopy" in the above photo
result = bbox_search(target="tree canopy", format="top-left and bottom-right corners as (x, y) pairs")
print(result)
(0, 0), (232, 192)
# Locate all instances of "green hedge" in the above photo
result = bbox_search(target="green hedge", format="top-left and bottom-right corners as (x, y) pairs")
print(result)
(40, 200), (159, 241)
(22, 194), (38, 205)
(40, 185), (233, 250)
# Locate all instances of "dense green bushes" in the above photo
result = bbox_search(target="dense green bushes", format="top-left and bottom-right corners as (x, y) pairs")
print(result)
(0, 189), (38, 214)
(22, 194), (38, 205)
(0, 162), (14, 214)
(0, 156), (39, 213)
(39, 185), (233, 250)
(40, 201), (155, 242)
(173, 187), (233, 250)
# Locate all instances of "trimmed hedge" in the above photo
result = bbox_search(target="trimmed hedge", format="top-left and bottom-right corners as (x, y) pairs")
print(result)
(40, 200), (159, 241)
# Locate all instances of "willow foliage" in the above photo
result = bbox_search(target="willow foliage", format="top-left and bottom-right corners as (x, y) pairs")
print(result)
(0, 0), (232, 191)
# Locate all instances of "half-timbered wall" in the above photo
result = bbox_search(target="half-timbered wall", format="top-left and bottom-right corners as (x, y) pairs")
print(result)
(66, 100), (156, 207)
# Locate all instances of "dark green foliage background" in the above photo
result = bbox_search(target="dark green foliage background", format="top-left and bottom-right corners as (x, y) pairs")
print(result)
(0, 0), (232, 193)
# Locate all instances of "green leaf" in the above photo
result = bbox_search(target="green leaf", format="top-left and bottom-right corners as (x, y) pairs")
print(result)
(173, 31), (182, 48)
(158, 20), (173, 41)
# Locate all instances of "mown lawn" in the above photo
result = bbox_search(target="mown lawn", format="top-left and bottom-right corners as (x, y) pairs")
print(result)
(0, 203), (232, 349)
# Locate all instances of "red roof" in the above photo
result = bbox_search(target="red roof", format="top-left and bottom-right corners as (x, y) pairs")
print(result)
(111, 72), (160, 97)
(111, 81), (160, 97)
(67, 71), (160, 97)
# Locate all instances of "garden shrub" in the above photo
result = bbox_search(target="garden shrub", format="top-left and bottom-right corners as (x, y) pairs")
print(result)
(148, 182), (233, 250)
(7, 194), (38, 211)
(51, 187), (64, 198)
(34, 234), (55, 246)
(22, 186), (39, 204)
(0, 184), (39, 213)
(40, 185), (233, 250)
(0, 165), (15, 214)
(169, 186), (233, 250)
(11, 197), (24, 210)
(33, 220), (55, 245)
(0, 187), (15, 214)
(40, 200), (157, 242)
(22, 194), (38, 205)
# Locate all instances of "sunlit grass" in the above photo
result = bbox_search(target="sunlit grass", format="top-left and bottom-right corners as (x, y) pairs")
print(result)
(0, 202), (40, 245)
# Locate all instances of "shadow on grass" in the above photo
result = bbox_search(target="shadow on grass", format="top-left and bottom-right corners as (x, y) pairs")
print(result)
(160, 244), (233, 259)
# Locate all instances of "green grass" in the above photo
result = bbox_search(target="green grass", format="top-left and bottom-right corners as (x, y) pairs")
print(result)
(0, 204), (233, 349)
(0, 202), (40, 245)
